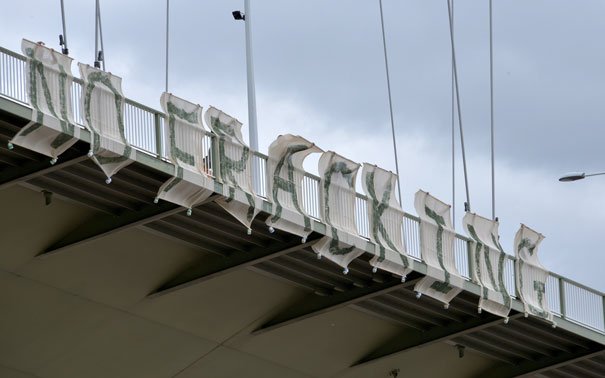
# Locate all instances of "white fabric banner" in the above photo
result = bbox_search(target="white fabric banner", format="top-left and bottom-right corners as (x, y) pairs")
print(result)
(155, 93), (212, 212)
(515, 224), (553, 323)
(413, 190), (464, 306)
(205, 106), (259, 232)
(79, 63), (133, 182)
(9, 39), (79, 160)
(312, 151), (364, 270)
(266, 134), (322, 241)
(463, 212), (512, 318)
(362, 164), (411, 279)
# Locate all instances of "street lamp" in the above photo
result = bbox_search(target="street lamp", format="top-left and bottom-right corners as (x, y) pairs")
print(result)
(559, 172), (605, 182)
(232, 11), (245, 20)
(232, 0), (258, 152)
(233, 1), (260, 194)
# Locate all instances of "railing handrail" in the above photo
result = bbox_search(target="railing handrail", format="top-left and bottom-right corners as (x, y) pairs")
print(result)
(550, 271), (604, 297)
(0, 45), (25, 60)
(124, 98), (164, 116)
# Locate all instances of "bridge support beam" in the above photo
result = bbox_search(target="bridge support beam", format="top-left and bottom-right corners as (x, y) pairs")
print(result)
(474, 347), (604, 378)
(253, 275), (421, 335)
(40, 196), (219, 257)
(0, 152), (88, 191)
(353, 312), (524, 367)
(148, 236), (320, 299)
(40, 200), (183, 256)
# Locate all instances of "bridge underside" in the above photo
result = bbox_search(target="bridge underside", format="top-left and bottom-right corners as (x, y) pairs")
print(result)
(0, 100), (603, 377)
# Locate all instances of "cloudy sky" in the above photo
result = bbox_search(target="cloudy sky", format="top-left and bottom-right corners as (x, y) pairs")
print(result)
(2, 0), (604, 290)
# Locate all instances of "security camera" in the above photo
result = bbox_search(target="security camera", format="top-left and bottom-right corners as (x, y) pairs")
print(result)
(232, 10), (245, 20)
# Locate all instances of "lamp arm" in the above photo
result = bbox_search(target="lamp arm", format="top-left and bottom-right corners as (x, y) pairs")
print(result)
(584, 172), (605, 178)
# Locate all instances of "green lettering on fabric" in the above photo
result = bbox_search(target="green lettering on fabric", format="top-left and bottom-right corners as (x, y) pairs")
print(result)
(327, 228), (355, 255)
(467, 225), (510, 308)
(209, 116), (255, 221)
(166, 101), (196, 166)
(22, 48), (74, 150)
(270, 144), (312, 232)
(491, 234), (511, 309)
(466, 225), (489, 301)
(365, 170), (408, 269)
(517, 237), (548, 318)
(321, 160), (356, 255)
(323, 161), (355, 226)
(424, 206), (451, 286)
(517, 239), (533, 306)
(430, 280), (454, 294)
(517, 238), (536, 256)
(527, 279), (548, 317)
(83, 70), (131, 163)
(534, 280), (546, 307)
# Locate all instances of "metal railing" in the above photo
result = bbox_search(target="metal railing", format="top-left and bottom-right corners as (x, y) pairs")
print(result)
(0, 47), (28, 103)
(1, 46), (603, 333)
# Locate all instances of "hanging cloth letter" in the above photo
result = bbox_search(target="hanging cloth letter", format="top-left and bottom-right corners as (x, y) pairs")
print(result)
(515, 224), (553, 324)
(413, 190), (464, 307)
(9, 39), (80, 161)
(463, 212), (512, 318)
(266, 134), (322, 242)
(79, 63), (133, 182)
(312, 151), (365, 271)
(155, 93), (213, 213)
(362, 164), (411, 280)
(205, 106), (259, 232)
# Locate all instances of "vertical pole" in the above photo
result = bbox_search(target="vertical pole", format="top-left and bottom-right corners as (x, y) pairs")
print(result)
(451, 0), (455, 225)
(601, 294), (605, 332)
(165, 0), (170, 93)
(154, 111), (163, 158)
(467, 239), (473, 282)
(513, 257), (519, 298)
(211, 134), (219, 180)
(60, 0), (69, 55)
(244, 0), (260, 195)
(244, 0), (258, 151)
(446, 0), (471, 212)
(94, 0), (99, 67)
(559, 277), (566, 318)
(97, 0), (105, 71)
(489, 0), (496, 220)
(378, 0), (402, 204)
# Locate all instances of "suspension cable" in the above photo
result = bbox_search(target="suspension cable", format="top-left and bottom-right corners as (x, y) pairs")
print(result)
(97, 0), (106, 70)
(59, 0), (69, 55)
(165, 0), (170, 93)
(489, 0), (496, 220)
(451, 0), (456, 224)
(94, 0), (106, 70)
(378, 0), (403, 204)
(94, 0), (99, 67)
(446, 0), (471, 212)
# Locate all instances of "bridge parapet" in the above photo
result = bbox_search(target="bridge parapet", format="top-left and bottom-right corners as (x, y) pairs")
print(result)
(0, 44), (603, 340)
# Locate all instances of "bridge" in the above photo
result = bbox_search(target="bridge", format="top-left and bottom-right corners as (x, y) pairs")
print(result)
(0, 44), (604, 377)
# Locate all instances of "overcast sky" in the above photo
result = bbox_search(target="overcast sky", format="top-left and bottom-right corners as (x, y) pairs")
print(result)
(2, 0), (604, 290)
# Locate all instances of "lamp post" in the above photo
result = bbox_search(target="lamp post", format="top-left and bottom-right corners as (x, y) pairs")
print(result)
(559, 172), (605, 182)
(232, 0), (258, 152)
(233, 1), (261, 194)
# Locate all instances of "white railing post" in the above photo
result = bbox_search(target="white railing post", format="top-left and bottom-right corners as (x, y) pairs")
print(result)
(467, 240), (474, 284)
(602, 295), (605, 331)
(559, 277), (566, 318)
(154, 111), (163, 159)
